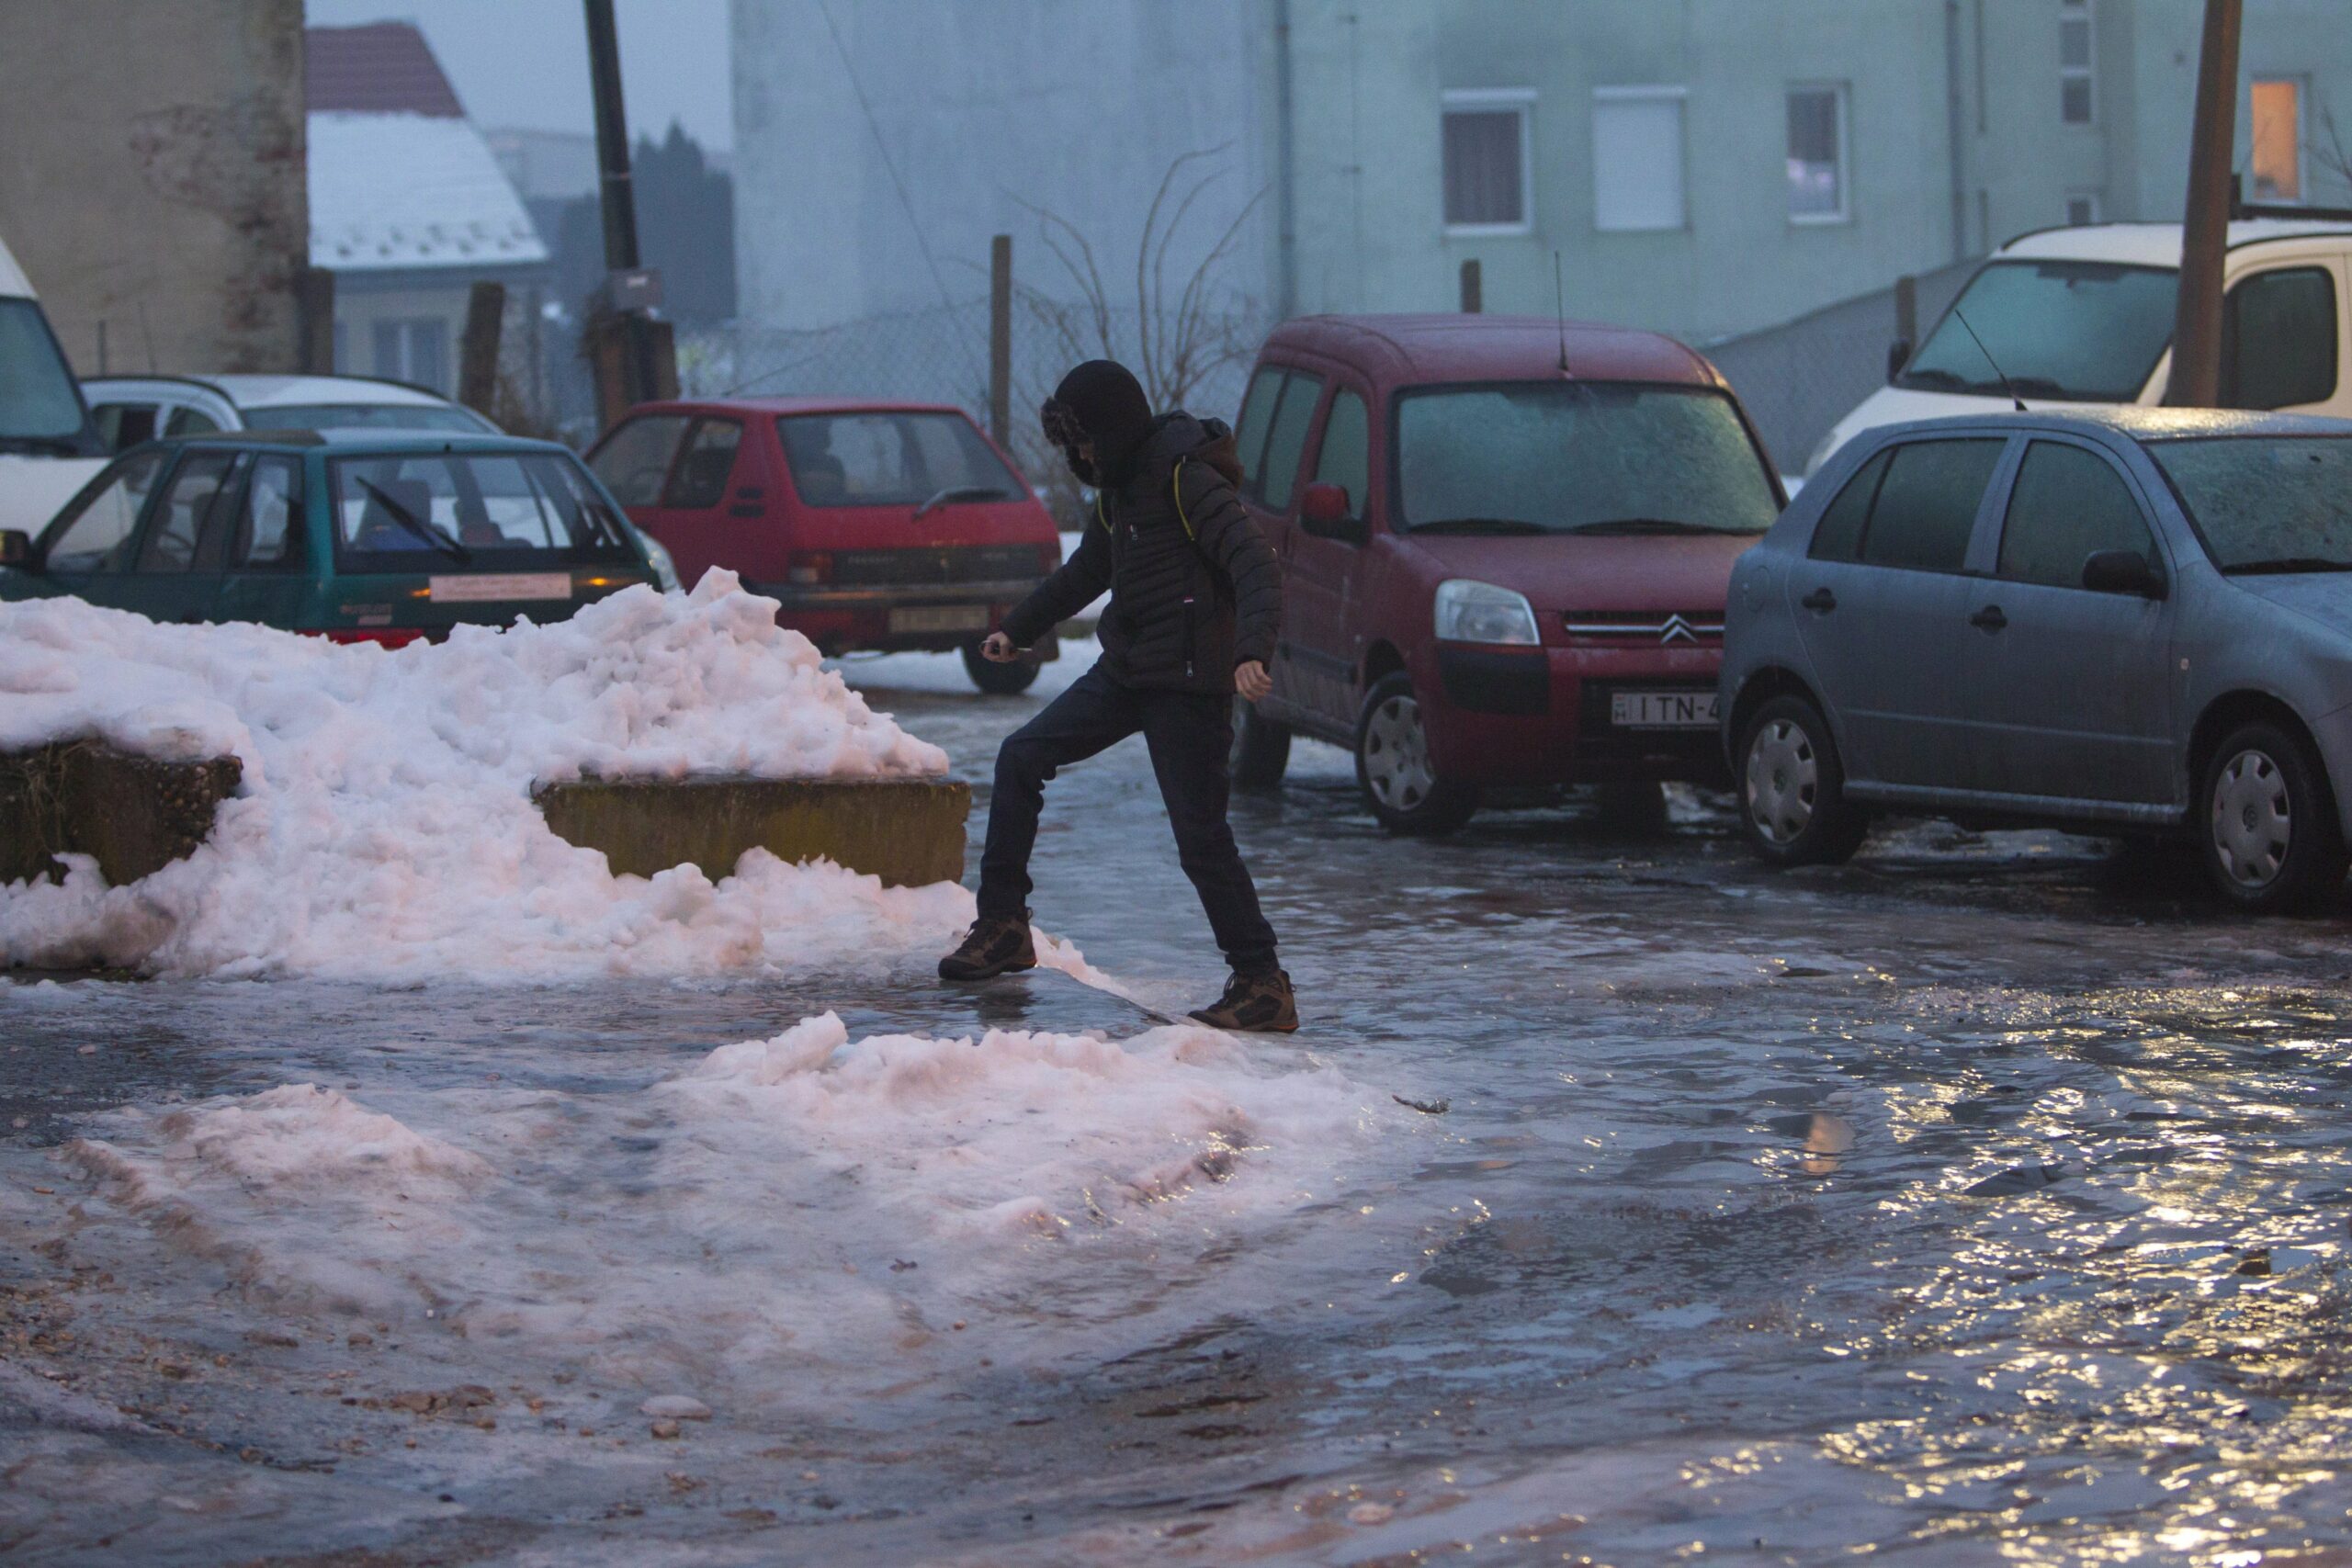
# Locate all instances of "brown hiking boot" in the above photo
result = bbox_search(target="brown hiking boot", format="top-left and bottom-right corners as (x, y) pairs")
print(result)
(938, 911), (1036, 981)
(1188, 969), (1298, 1033)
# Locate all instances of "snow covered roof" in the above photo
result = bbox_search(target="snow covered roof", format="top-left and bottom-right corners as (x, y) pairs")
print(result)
(2000, 218), (2352, 265)
(308, 112), (549, 273)
(303, 25), (547, 275)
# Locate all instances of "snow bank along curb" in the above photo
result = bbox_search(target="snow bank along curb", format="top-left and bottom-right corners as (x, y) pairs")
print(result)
(534, 773), (969, 888)
(0, 577), (973, 979)
(1, 741), (242, 886)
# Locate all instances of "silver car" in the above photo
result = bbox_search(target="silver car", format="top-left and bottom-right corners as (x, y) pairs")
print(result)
(1721, 409), (2352, 913)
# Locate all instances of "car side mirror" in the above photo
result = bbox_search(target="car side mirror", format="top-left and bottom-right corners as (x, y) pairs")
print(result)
(1886, 337), (1913, 384)
(2082, 548), (2165, 599)
(0, 530), (32, 570)
(1298, 481), (1368, 544)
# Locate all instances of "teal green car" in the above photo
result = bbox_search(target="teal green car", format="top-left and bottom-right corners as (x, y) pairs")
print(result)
(0, 430), (667, 642)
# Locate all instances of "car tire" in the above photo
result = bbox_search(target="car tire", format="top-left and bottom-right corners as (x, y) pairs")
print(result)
(1354, 671), (1478, 835)
(1231, 696), (1291, 791)
(1736, 694), (1869, 867)
(963, 644), (1039, 695)
(2199, 719), (2346, 913)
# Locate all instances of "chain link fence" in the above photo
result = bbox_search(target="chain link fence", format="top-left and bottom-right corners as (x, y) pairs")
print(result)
(1702, 259), (1977, 479)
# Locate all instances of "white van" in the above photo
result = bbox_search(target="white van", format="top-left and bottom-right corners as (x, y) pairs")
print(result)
(0, 233), (106, 537)
(1808, 219), (2352, 475)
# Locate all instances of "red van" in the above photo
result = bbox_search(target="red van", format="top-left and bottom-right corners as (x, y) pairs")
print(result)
(585, 397), (1063, 693)
(1229, 315), (1784, 831)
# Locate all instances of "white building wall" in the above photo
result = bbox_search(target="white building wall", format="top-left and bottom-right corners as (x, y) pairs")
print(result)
(730, 0), (1275, 336)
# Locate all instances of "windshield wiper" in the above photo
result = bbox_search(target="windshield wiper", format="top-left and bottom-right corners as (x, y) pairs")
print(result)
(2225, 557), (2352, 575)
(1566, 518), (1740, 536)
(912, 484), (1012, 519)
(1408, 517), (1549, 536)
(356, 478), (470, 564)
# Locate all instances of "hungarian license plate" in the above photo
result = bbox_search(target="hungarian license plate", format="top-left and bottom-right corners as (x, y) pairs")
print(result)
(429, 572), (572, 604)
(1611, 689), (1719, 729)
(889, 604), (990, 635)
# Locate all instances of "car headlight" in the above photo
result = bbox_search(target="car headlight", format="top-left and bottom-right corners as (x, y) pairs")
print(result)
(1434, 579), (1541, 646)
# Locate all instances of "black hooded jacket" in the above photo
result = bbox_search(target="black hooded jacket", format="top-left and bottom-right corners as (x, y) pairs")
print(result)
(1001, 412), (1282, 694)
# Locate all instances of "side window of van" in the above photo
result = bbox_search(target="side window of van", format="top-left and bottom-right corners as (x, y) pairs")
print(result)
(1310, 389), (1372, 516)
(2223, 267), (2338, 411)
(1232, 367), (1286, 501)
(1258, 374), (1326, 513)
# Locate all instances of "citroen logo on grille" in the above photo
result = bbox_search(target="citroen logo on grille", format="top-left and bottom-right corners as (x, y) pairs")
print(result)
(1659, 614), (1699, 645)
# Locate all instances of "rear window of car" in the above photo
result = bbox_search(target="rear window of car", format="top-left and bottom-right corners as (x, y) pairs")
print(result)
(328, 450), (635, 571)
(778, 412), (1020, 508)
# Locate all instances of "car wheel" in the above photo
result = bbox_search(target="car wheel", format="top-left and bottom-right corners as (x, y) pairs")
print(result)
(962, 643), (1039, 695)
(1737, 694), (1869, 866)
(1354, 672), (1478, 835)
(1231, 695), (1291, 791)
(2200, 720), (2346, 913)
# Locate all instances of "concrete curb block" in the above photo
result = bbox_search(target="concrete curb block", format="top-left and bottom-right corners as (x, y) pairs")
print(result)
(0, 743), (243, 887)
(533, 774), (970, 888)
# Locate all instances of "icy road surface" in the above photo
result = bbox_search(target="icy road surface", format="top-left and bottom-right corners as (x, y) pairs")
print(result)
(8, 646), (2352, 1565)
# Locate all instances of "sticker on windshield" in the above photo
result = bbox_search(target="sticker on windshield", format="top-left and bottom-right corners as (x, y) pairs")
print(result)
(429, 573), (572, 603)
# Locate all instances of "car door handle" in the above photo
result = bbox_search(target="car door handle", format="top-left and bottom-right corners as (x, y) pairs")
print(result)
(1800, 587), (1837, 613)
(1969, 604), (2007, 632)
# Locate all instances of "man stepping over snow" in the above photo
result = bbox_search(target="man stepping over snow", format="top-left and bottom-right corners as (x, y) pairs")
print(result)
(939, 359), (1295, 1034)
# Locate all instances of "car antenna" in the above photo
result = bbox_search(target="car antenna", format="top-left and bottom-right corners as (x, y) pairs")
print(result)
(1950, 306), (2028, 412)
(1553, 251), (1571, 376)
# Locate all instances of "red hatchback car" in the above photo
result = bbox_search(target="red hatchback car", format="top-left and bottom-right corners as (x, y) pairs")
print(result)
(585, 397), (1063, 692)
(1228, 315), (1785, 831)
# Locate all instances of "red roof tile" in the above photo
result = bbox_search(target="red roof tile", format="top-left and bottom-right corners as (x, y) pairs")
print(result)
(306, 23), (465, 118)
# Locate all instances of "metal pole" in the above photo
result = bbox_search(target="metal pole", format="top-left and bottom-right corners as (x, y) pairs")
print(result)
(989, 235), (1012, 446)
(2168, 0), (2243, 407)
(1458, 258), (1482, 314)
(583, 0), (640, 274)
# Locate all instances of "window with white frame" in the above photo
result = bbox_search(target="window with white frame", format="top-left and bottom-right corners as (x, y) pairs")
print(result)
(2060, 0), (2094, 125)
(1442, 89), (1534, 232)
(372, 318), (449, 394)
(1592, 86), (1687, 232)
(1786, 83), (1849, 222)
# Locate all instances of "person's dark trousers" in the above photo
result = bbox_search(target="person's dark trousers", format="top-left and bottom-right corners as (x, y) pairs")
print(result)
(978, 666), (1280, 975)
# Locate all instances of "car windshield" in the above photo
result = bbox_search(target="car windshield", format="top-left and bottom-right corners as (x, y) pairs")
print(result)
(2152, 435), (2352, 574)
(1900, 260), (2178, 402)
(777, 411), (1020, 508)
(256, 403), (491, 434)
(0, 297), (95, 451)
(328, 450), (633, 569)
(1393, 382), (1780, 536)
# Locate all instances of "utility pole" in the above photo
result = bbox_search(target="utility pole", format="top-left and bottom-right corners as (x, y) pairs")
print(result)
(2167, 0), (2242, 407)
(988, 235), (1012, 446)
(582, 0), (673, 427)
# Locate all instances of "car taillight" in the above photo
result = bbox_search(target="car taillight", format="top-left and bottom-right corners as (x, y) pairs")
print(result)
(787, 552), (832, 585)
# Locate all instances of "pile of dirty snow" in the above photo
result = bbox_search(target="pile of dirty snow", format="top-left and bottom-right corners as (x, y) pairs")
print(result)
(0, 577), (968, 979)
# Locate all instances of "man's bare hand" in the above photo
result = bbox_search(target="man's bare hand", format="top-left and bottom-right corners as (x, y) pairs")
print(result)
(1235, 660), (1272, 703)
(979, 631), (1019, 664)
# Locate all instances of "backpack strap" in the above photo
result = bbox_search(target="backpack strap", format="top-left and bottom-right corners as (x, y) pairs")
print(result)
(1171, 457), (1197, 541)
(1093, 491), (1110, 535)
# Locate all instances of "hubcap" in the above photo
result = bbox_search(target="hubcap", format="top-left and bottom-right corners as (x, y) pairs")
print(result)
(2211, 748), (2292, 889)
(1363, 694), (1436, 811)
(1746, 717), (1819, 846)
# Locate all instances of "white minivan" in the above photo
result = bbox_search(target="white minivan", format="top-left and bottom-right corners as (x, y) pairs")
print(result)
(0, 232), (106, 536)
(1809, 218), (2352, 475)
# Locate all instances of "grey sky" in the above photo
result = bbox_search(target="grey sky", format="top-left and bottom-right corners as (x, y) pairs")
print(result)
(303, 0), (732, 151)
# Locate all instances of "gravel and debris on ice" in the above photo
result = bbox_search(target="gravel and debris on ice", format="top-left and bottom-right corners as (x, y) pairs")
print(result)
(0, 576), (972, 980)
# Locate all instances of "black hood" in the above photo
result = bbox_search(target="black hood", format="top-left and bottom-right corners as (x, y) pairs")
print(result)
(1043, 359), (1154, 487)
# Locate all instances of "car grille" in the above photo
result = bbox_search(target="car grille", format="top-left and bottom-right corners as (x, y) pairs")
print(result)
(831, 545), (1042, 586)
(1561, 610), (1724, 644)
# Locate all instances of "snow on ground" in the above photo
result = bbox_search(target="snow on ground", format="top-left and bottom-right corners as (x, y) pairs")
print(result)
(0, 576), (970, 980)
(59, 1010), (1392, 1401)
